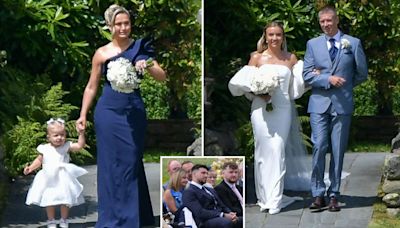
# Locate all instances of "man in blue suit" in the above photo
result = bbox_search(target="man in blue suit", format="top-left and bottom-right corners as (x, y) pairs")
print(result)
(182, 164), (240, 227)
(303, 5), (368, 212)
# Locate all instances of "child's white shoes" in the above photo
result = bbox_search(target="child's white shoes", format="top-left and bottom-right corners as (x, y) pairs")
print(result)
(46, 220), (57, 228)
(59, 218), (69, 228)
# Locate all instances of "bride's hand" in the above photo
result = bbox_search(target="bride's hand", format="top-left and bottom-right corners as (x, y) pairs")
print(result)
(258, 94), (271, 102)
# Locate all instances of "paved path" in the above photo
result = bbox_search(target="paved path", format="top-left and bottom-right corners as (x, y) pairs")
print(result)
(1, 163), (160, 228)
(245, 152), (388, 228)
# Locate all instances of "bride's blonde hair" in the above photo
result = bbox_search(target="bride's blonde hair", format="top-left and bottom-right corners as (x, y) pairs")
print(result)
(104, 4), (130, 34)
(256, 21), (287, 53)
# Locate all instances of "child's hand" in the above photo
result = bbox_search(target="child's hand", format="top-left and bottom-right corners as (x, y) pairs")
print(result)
(23, 165), (32, 175)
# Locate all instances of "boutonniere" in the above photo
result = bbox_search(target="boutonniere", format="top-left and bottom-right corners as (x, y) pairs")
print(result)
(341, 39), (351, 49)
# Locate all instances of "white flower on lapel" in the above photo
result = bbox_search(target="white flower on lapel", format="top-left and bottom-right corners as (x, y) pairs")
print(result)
(341, 38), (351, 49)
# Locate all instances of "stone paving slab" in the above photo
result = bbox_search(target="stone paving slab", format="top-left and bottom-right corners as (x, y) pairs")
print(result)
(245, 152), (388, 228)
(1, 163), (160, 228)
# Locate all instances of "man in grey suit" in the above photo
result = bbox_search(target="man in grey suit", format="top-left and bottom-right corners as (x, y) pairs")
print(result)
(303, 5), (368, 212)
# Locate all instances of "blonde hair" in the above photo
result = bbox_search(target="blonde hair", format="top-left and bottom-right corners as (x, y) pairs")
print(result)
(104, 4), (130, 32)
(256, 21), (287, 53)
(169, 168), (187, 191)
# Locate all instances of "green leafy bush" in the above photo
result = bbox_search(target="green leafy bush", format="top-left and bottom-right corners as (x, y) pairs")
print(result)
(353, 78), (378, 116)
(141, 75), (170, 119)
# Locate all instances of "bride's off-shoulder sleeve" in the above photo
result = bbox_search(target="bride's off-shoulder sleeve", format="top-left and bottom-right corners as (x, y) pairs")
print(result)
(228, 65), (258, 100)
(290, 60), (310, 100)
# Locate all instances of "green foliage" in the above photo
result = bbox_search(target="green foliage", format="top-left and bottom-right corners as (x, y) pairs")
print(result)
(141, 75), (170, 119)
(392, 82), (400, 115)
(3, 118), (45, 177)
(331, 0), (400, 114)
(353, 78), (378, 116)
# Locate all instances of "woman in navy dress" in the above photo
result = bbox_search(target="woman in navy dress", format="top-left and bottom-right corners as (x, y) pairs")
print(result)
(76, 4), (166, 227)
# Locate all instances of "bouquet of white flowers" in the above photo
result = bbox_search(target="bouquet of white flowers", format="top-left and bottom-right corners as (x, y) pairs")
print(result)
(106, 57), (153, 93)
(250, 72), (279, 111)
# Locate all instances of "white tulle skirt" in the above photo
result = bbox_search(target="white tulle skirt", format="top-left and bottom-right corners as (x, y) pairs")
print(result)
(26, 163), (87, 207)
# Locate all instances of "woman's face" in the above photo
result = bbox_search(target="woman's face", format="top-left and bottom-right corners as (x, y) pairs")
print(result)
(112, 13), (131, 38)
(265, 26), (284, 50)
(206, 171), (217, 186)
(180, 173), (189, 187)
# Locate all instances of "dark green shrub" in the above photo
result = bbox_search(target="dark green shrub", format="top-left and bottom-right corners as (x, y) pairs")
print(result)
(141, 75), (170, 120)
(353, 78), (378, 116)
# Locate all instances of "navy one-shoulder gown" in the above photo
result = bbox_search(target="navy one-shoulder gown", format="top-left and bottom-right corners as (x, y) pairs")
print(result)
(94, 38), (154, 228)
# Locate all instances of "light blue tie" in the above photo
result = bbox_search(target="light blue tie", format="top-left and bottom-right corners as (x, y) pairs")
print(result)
(329, 38), (338, 61)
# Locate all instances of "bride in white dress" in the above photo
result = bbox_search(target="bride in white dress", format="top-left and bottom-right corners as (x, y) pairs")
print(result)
(229, 21), (309, 215)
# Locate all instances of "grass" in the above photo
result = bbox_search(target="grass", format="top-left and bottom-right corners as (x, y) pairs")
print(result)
(347, 140), (391, 152)
(143, 149), (186, 163)
(369, 201), (400, 228)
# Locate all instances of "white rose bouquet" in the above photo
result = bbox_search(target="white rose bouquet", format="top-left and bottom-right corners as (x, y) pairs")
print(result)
(107, 57), (153, 93)
(250, 72), (279, 111)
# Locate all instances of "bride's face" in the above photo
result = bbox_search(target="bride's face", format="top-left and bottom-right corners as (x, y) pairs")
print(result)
(265, 26), (284, 50)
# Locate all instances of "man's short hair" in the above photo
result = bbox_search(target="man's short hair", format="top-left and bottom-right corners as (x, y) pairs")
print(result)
(318, 5), (337, 17)
(191, 164), (209, 172)
(222, 162), (238, 170)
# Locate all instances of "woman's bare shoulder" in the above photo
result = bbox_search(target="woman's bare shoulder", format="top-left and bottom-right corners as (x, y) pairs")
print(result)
(249, 51), (262, 66)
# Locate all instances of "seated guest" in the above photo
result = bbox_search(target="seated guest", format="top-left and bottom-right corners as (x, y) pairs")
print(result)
(204, 168), (217, 188)
(163, 168), (188, 215)
(215, 162), (243, 219)
(182, 164), (241, 228)
(181, 161), (194, 181)
(163, 159), (182, 190)
(237, 161), (243, 188)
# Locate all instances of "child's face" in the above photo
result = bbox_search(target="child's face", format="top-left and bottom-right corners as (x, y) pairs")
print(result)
(47, 124), (66, 147)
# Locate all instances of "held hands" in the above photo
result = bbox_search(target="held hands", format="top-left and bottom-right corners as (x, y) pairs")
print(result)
(76, 116), (86, 133)
(258, 94), (271, 102)
(224, 212), (238, 222)
(329, 75), (346, 87)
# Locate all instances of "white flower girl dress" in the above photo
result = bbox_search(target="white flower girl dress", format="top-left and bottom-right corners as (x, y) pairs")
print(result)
(26, 142), (87, 207)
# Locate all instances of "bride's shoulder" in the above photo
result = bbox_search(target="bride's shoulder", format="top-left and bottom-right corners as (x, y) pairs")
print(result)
(248, 51), (262, 66)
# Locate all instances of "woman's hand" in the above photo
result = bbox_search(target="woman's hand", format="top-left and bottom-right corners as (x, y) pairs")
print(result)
(258, 94), (271, 102)
(135, 59), (148, 74)
(23, 165), (32, 175)
(76, 116), (87, 132)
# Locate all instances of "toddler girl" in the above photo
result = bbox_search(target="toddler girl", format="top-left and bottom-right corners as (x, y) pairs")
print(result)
(24, 118), (87, 228)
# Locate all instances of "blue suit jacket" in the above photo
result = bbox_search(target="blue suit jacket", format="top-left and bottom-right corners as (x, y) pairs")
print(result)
(303, 32), (368, 114)
(182, 183), (232, 226)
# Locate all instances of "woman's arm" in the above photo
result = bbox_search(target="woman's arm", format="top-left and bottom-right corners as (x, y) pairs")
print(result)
(163, 189), (178, 213)
(76, 50), (103, 131)
(24, 154), (43, 175)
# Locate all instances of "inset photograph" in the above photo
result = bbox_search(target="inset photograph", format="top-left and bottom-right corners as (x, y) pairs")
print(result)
(161, 157), (244, 228)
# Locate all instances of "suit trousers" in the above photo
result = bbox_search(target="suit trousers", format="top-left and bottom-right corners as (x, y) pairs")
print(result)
(310, 104), (351, 198)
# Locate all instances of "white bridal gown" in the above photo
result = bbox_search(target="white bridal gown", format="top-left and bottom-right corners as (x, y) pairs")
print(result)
(229, 61), (308, 211)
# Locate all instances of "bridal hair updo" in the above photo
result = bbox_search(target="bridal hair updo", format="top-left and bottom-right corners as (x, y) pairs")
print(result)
(104, 4), (130, 34)
(256, 21), (287, 53)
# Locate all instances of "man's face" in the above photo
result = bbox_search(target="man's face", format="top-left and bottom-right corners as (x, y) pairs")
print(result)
(193, 168), (208, 185)
(168, 160), (181, 175)
(223, 167), (239, 184)
(319, 11), (339, 37)
(182, 163), (194, 180)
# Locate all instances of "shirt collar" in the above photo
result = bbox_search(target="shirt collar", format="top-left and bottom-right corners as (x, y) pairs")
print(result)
(224, 179), (236, 189)
(327, 30), (341, 42)
(190, 181), (204, 189)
